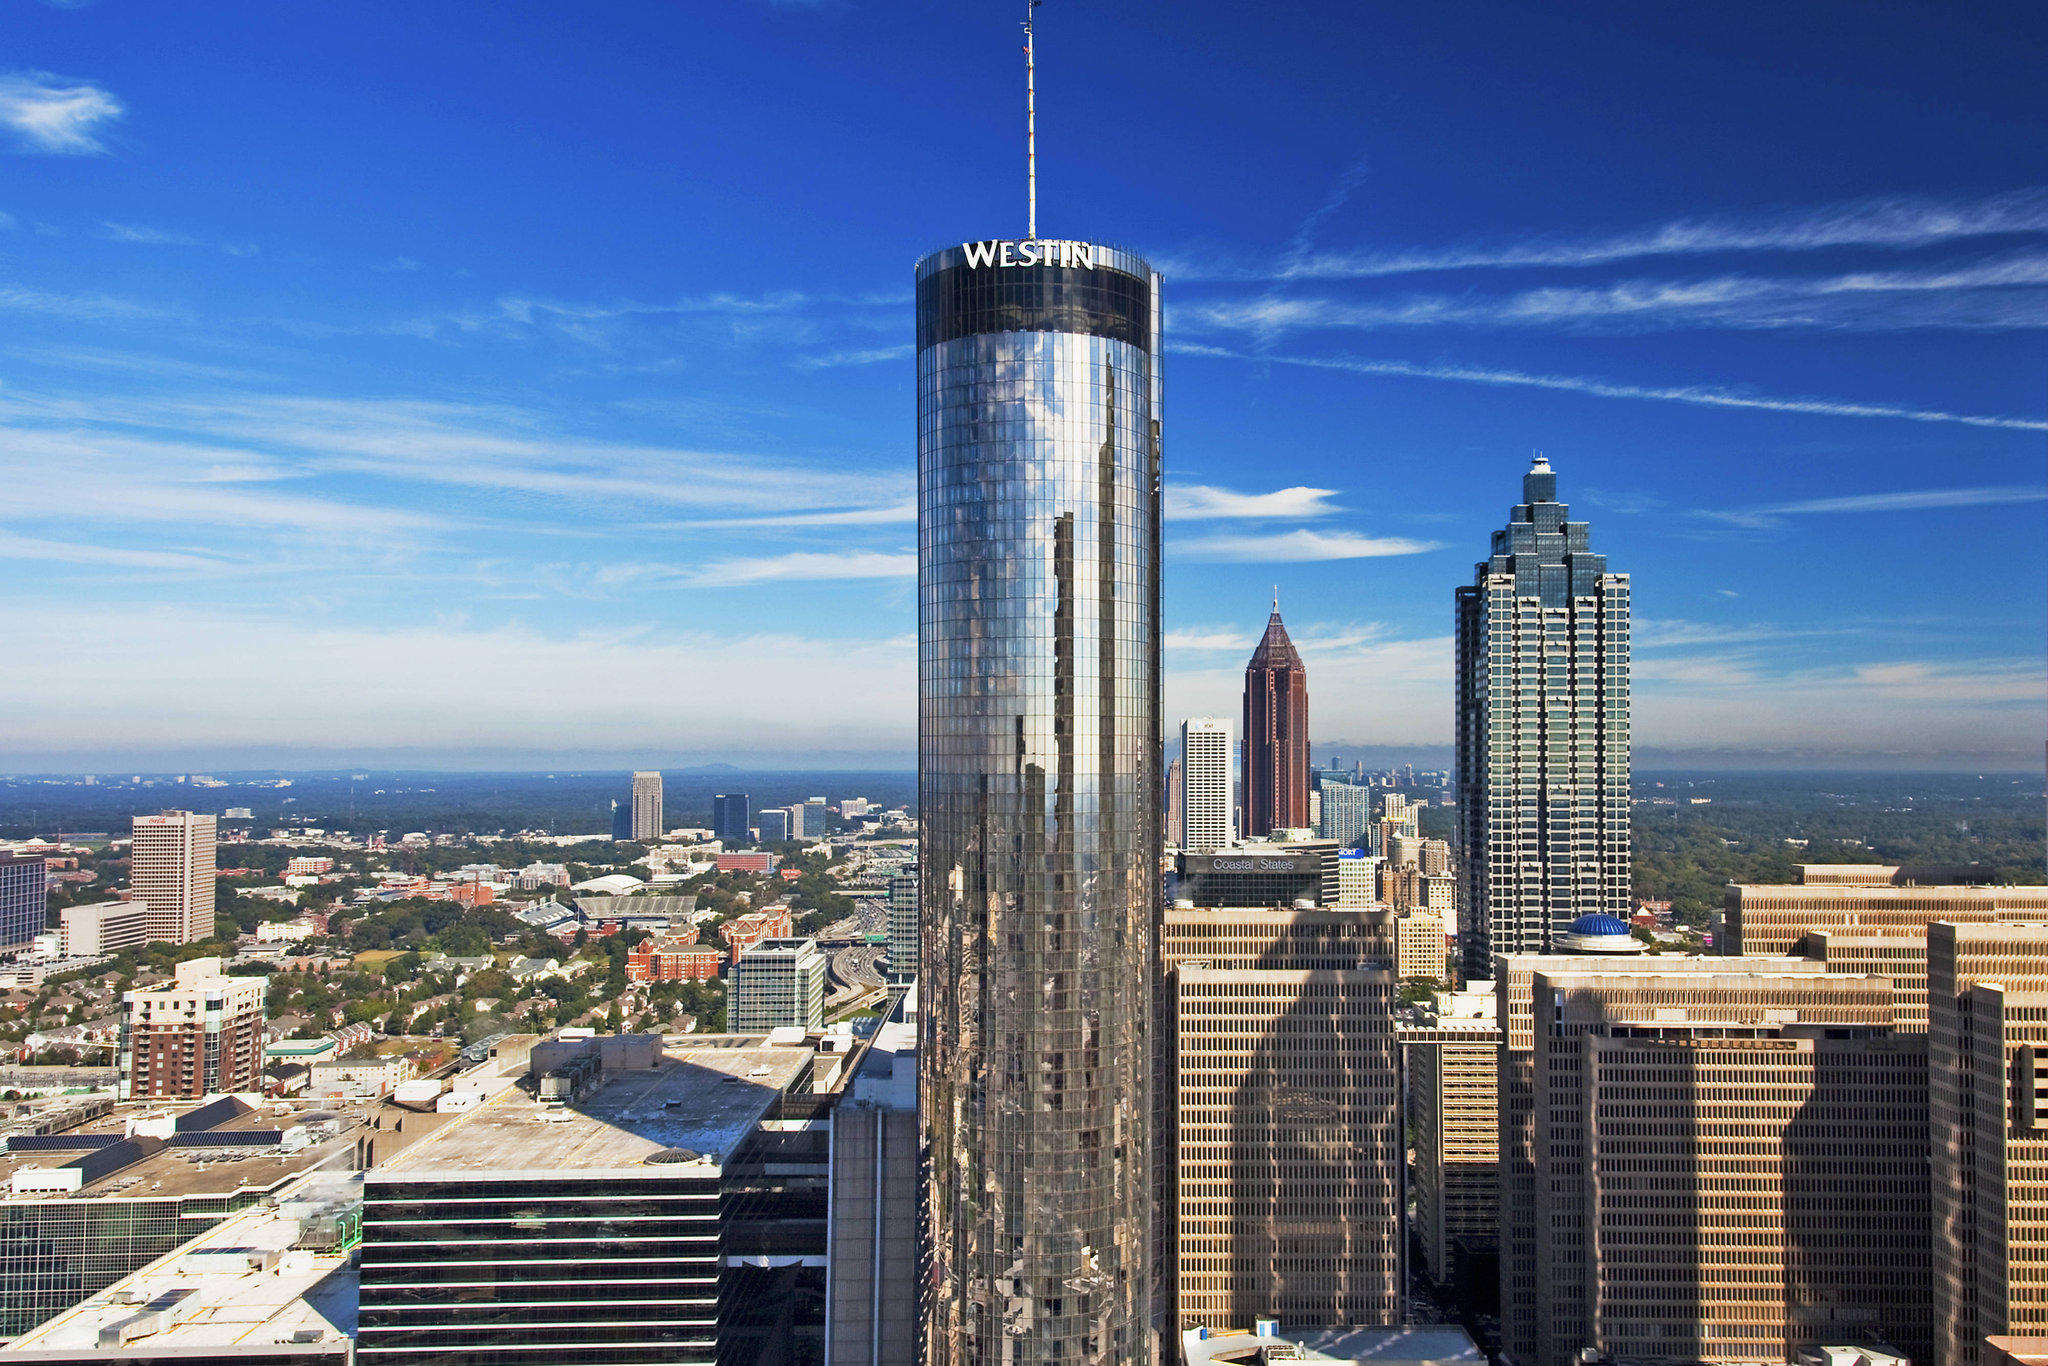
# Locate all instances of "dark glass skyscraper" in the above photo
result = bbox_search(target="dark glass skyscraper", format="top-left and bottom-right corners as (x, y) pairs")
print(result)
(0, 855), (44, 954)
(712, 792), (751, 844)
(916, 237), (1162, 1365)
(1242, 604), (1309, 838)
(1454, 457), (1631, 980)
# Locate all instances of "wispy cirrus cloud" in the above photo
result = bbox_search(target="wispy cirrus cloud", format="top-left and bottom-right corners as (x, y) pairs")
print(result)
(98, 221), (259, 256)
(1167, 484), (1342, 519)
(685, 549), (916, 588)
(0, 71), (123, 154)
(1164, 628), (1255, 652)
(1178, 252), (2048, 336)
(0, 388), (900, 515)
(1177, 528), (1442, 562)
(395, 288), (907, 347)
(1635, 653), (2042, 707)
(1196, 189), (2048, 282)
(1176, 343), (2048, 433)
(792, 344), (913, 369)
(1633, 618), (1859, 649)
(1699, 484), (2048, 530)
(0, 285), (160, 321)
(0, 530), (226, 571)
(685, 500), (916, 529)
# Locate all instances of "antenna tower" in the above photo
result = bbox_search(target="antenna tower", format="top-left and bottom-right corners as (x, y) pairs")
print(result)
(1024, 0), (1041, 240)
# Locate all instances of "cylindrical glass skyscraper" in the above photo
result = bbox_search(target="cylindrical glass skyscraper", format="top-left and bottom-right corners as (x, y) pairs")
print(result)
(916, 238), (1162, 1365)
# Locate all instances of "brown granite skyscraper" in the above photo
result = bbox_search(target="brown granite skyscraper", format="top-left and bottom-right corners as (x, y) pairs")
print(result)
(1241, 600), (1308, 838)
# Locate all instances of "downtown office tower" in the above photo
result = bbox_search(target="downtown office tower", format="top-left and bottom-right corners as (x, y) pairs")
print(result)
(915, 238), (1163, 1366)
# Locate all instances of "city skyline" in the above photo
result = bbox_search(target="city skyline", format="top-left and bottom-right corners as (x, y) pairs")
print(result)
(1, 2), (2043, 774)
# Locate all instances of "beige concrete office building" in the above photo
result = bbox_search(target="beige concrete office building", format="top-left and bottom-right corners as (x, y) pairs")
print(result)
(1403, 983), (1499, 1284)
(1493, 923), (1836, 1366)
(1503, 944), (1931, 1366)
(130, 810), (216, 945)
(1162, 904), (1400, 1335)
(1163, 904), (1394, 972)
(1726, 867), (2048, 1029)
(1171, 964), (1401, 1333)
(1395, 911), (1448, 982)
(1931, 921), (2048, 1366)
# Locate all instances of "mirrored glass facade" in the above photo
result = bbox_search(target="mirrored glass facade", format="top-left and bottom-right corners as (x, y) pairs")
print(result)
(916, 241), (1162, 1365)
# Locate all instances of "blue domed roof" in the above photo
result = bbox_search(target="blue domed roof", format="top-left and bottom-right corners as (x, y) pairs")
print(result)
(1569, 913), (1632, 937)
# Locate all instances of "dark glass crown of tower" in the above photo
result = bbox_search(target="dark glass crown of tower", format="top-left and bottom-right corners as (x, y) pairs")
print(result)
(916, 240), (1162, 1365)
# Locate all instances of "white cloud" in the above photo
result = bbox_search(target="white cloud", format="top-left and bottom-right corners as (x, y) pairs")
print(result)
(0, 606), (918, 755)
(686, 500), (917, 529)
(686, 549), (916, 587)
(97, 222), (204, 247)
(1166, 484), (1342, 519)
(0, 285), (158, 321)
(793, 344), (914, 369)
(1701, 484), (2048, 529)
(1632, 619), (1852, 649)
(0, 388), (907, 515)
(1176, 528), (1443, 562)
(0, 530), (224, 571)
(1632, 654), (2043, 759)
(1176, 343), (2048, 433)
(1177, 253), (2048, 336)
(0, 71), (123, 154)
(97, 221), (260, 256)
(0, 425), (453, 539)
(1266, 189), (2048, 280)
(1164, 629), (1254, 651)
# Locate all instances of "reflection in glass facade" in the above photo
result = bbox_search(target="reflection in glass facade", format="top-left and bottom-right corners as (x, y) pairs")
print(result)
(916, 241), (1162, 1365)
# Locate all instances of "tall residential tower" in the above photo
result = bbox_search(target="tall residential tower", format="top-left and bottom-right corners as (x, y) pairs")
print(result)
(916, 234), (1162, 1365)
(1454, 458), (1630, 979)
(1242, 603), (1309, 839)
(630, 770), (663, 841)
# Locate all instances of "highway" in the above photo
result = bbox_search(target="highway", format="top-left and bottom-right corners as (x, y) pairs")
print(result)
(825, 943), (887, 1015)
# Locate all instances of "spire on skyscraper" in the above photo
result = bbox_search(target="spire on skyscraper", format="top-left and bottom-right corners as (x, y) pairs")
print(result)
(1249, 602), (1304, 671)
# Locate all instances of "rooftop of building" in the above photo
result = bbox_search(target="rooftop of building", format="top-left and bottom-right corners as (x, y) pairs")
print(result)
(1984, 1338), (2048, 1366)
(1180, 1323), (1482, 1366)
(845, 984), (916, 1110)
(3, 1171), (359, 1358)
(369, 1038), (812, 1177)
(741, 937), (820, 959)
(0, 1095), (360, 1204)
(1795, 863), (1994, 886)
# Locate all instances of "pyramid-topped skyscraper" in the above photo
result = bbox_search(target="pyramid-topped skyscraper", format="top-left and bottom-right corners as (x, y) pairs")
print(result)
(1242, 598), (1310, 838)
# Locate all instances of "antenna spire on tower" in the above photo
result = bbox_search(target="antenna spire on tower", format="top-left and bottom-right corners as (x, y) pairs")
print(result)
(1024, 0), (1040, 240)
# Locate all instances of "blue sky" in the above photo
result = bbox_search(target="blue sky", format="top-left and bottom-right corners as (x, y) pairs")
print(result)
(1, 0), (2042, 770)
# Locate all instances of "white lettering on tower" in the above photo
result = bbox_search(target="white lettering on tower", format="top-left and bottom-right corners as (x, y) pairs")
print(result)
(956, 240), (1104, 272)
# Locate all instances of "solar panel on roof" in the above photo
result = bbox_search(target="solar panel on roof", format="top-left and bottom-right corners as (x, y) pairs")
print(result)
(4, 1134), (121, 1153)
(168, 1130), (285, 1148)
